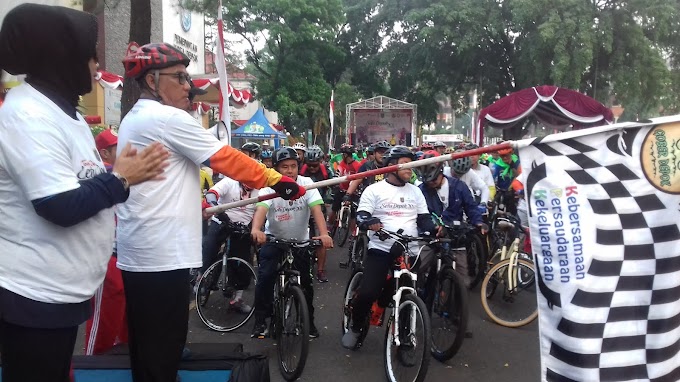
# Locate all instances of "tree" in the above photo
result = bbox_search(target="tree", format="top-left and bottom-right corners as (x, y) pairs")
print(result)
(121, 0), (151, 118)
(184, 0), (345, 141)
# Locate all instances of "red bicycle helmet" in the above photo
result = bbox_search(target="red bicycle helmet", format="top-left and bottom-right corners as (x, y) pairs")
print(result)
(122, 42), (190, 79)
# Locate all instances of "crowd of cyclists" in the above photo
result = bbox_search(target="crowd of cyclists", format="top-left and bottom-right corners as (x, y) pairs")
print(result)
(198, 138), (524, 343)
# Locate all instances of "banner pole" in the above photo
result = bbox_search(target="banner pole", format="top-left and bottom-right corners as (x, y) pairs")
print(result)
(206, 141), (514, 213)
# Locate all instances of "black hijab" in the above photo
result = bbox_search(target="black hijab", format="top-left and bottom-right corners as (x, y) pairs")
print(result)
(0, 4), (98, 113)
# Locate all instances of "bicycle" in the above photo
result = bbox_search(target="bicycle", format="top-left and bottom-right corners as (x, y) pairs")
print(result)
(333, 200), (356, 247)
(424, 216), (470, 362)
(480, 213), (537, 328)
(339, 206), (366, 274)
(195, 220), (257, 332)
(342, 229), (431, 382)
(266, 235), (322, 381)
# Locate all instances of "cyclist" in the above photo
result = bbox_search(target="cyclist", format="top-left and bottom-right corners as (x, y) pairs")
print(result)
(465, 143), (495, 200)
(250, 147), (334, 339)
(293, 142), (307, 162)
(241, 142), (261, 160)
(362, 145), (375, 165)
(420, 142), (434, 152)
(445, 149), (490, 205)
(260, 149), (273, 168)
(201, 177), (259, 313)
(300, 145), (335, 282)
(341, 146), (436, 349)
(328, 144), (361, 234)
(418, 155), (487, 288)
(493, 145), (521, 214)
(434, 141), (447, 155)
(345, 140), (391, 198)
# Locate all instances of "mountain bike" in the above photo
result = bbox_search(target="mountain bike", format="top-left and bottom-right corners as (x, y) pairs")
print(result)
(480, 214), (537, 328)
(424, 216), (470, 362)
(333, 200), (356, 247)
(342, 229), (431, 382)
(195, 220), (257, 332)
(266, 236), (322, 381)
(339, 220), (367, 274)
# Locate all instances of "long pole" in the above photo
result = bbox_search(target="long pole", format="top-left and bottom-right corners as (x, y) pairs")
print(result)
(206, 141), (513, 214)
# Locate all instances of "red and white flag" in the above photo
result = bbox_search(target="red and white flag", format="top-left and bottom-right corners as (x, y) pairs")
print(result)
(215, 0), (231, 144)
(328, 90), (335, 149)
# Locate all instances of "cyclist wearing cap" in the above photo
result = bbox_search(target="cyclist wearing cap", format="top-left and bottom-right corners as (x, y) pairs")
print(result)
(241, 142), (261, 160)
(250, 147), (333, 338)
(300, 145), (335, 282)
(117, 42), (304, 381)
(260, 149), (273, 168)
(342, 146), (436, 349)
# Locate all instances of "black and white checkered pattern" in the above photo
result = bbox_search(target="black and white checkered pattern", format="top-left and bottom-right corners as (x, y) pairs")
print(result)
(524, 129), (680, 382)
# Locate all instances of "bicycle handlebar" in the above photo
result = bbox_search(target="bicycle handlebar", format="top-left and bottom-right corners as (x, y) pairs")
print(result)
(265, 235), (323, 248)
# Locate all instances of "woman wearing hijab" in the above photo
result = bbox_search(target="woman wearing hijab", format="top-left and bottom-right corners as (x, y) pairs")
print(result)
(0, 4), (168, 381)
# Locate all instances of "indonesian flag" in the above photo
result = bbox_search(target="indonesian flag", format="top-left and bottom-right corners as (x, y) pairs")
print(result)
(329, 90), (335, 149)
(215, 0), (231, 144)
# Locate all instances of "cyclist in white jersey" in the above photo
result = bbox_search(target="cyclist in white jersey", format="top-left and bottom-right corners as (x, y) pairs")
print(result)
(342, 146), (437, 349)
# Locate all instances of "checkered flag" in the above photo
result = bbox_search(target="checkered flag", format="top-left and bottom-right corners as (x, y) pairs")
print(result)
(518, 119), (680, 381)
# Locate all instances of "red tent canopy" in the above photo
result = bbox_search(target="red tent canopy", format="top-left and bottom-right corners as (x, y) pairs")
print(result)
(475, 85), (613, 144)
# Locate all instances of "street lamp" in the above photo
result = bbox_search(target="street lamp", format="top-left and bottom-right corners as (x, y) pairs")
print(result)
(611, 105), (624, 124)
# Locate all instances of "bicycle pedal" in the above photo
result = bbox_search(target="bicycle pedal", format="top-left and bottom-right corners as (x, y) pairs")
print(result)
(339, 262), (349, 269)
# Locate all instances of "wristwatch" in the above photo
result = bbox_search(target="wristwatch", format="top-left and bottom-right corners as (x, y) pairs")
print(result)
(112, 172), (130, 191)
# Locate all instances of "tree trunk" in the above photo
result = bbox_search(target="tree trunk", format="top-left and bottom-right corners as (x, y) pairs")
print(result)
(121, 0), (151, 119)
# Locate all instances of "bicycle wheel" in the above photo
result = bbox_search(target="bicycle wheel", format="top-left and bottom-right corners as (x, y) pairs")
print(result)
(276, 285), (310, 381)
(195, 257), (257, 332)
(337, 209), (350, 247)
(384, 293), (431, 382)
(480, 259), (537, 328)
(341, 271), (370, 348)
(430, 269), (468, 362)
(466, 233), (487, 289)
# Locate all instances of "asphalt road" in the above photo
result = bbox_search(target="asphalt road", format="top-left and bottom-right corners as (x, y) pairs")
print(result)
(76, 246), (541, 382)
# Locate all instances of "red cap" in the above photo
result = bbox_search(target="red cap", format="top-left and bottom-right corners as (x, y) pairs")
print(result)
(95, 129), (118, 151)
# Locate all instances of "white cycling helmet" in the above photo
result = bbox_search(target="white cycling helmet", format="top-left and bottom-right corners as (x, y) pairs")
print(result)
(293, 142), (307, 151)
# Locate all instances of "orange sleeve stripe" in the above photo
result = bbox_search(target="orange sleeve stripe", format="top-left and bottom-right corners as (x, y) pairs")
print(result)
(209, 146), (282, 189)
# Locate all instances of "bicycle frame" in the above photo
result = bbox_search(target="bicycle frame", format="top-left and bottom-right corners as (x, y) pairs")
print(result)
(391, 265), (418, 348)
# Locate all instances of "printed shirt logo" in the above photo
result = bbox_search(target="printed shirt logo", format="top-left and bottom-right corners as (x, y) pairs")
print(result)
(77, 160), (105, 180)
(641, 122), (680, 194)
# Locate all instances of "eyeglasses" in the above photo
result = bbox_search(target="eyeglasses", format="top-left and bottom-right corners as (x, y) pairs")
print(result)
(158, 72), (191, 85)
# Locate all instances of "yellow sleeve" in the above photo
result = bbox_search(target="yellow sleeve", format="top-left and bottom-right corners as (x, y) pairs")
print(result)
(208, 145), (282, 188)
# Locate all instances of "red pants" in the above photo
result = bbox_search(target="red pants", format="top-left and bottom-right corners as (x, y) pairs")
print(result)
(84, 256), (128, 355)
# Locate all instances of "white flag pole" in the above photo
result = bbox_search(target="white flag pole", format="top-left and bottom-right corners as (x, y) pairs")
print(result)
(215, 0), (231, 145)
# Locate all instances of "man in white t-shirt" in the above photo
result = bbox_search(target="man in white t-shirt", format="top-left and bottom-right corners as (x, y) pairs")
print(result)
(250, 147), (333, 339)
(465, 143), (495, 201)
(342, 146), (436, 350)
(117, 42), (304, 381)
(201, 176), (259, 313)
(445, 149), (490, 205)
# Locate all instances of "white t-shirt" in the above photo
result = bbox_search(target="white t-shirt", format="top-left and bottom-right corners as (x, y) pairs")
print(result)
(471, 164), (495, 189)
(116, 100), (223, 272)
(437, 177), (450, 209)
(444, 168), (489, 204)
(211, 177), (259, 224)
(0, 84), (114, 303)
(358, 180), (430, 253)
(257, 176), (323, 241)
